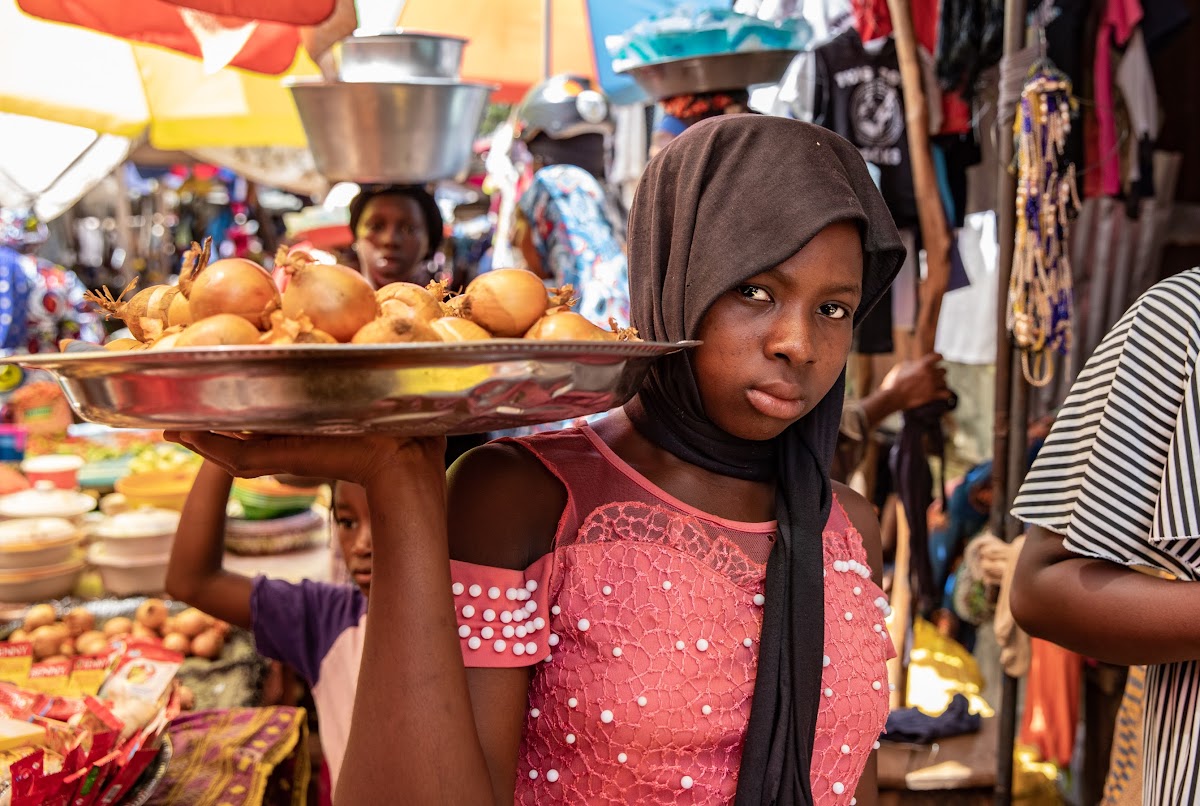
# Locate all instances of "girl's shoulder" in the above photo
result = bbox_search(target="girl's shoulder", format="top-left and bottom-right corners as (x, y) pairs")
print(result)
(446, 439), (569, 571)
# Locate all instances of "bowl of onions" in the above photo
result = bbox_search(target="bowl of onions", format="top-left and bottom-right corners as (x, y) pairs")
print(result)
(20, 243), (696, 436)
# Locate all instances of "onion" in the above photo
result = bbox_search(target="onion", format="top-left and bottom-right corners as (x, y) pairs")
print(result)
(259, 310), (336, 345)
(430, 316), (492, 342)
(463, 269), (549, 337)
(148, 332), (183, 350)
(351, 306), (441, 344)
(175, 608), (211, 639)
(167, 290), (192, 327)
(187, 258), (280, 327)
(103, 338), (144, 352)
(84, 281), (178, 342)
(174, 314), (262, 347)
(376, 283), (441, 324)
(525, 310), (616, 341)
(282, 256), (377, 343)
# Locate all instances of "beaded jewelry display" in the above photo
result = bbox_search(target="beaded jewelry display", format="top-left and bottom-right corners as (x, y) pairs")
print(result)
(1008, 62), (1080, 387)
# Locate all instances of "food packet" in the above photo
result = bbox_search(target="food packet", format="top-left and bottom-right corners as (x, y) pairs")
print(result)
(98, 641), (181, 707)
(25, 660), (72, 695)
(66, 658), (109, 698)
(0, 643), (33, 686)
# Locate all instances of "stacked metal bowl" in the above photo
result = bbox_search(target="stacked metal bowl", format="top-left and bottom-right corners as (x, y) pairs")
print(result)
(287, 30), (495, 184)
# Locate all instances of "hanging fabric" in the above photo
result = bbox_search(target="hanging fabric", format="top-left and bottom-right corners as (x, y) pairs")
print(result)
(1008, 59), (1079, 387)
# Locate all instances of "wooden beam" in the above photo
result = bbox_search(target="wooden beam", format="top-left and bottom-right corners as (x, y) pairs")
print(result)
(883, 0), (952, 356)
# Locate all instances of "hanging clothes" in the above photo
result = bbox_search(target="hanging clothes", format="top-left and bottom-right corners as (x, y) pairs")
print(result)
(889, 395), (956, 613)
(1093, 0), (1144, 198)
(812, 30), (917, 228)
(1020, 638), (1083, 768)
(850, 0), (974, 133)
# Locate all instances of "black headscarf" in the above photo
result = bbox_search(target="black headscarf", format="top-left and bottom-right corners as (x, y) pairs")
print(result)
(624, 115), (904, 805)
(348, 185), (443, 260)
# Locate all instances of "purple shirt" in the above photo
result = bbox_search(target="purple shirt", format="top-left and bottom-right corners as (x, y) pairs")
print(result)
(251, 577), (366, 788)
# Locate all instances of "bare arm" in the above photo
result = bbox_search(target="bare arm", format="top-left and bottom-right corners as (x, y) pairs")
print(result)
(164, 461), (252, 630)
(340, 442), (562, 804)
(834, 482), (884, 805)
(168, 431), (557, 806)
(1010, 525), (1200, 665)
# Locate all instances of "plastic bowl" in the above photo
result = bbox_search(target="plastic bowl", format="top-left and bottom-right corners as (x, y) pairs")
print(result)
(92, 508), (180, 560)
(231, 478), (319, 521)
(0, 518), (84, 570)
(114, 471), (197, 512)
(0, 558), (84, 602)
(87, 545), (169, 596)
(20, 455), (85, 490)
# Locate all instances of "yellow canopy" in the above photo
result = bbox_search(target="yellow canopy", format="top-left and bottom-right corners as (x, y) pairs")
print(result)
(0, 0), (317, 150)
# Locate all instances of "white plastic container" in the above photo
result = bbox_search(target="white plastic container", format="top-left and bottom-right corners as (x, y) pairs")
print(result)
(0, 518), (83, 570)
(87, 544), (169, 596)
(0, 482), (96, 521)
(92, 508), (180, 560)
(0, 558), (83, 601)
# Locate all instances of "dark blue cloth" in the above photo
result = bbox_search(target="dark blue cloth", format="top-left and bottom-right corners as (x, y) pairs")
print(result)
(884, 693), (981, 744)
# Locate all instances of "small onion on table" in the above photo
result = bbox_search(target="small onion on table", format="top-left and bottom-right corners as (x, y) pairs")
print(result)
(33, 240), (693, 436)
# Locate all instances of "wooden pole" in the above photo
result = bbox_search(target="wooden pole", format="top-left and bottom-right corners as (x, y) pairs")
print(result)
(991, 0), (1029, 802)
(883, 0), (952, 355)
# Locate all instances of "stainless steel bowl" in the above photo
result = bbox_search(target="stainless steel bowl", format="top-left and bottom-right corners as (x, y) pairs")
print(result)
(336, 29), (467, 82)
(620, 49), (799, 100)
(4, 341), (694, 436)
(287, 78), (495, 184)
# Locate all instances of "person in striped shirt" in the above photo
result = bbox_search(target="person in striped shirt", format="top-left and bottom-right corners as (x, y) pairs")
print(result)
(1010, 267), (1200, 804)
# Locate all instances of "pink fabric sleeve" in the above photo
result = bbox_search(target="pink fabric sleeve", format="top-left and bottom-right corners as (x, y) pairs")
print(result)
(450, 554), (555, 668)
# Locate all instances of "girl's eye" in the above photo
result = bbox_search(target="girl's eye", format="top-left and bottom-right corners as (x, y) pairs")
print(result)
(819, 302), (851, 320)
(737, 285), (773, 302)
(336, 517), (358, 530)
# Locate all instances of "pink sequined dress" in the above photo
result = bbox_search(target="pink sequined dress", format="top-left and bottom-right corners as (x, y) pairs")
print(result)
(450, 427), (895, 804)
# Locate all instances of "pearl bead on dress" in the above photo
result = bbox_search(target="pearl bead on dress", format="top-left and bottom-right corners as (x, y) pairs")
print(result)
(468, 584), (482, 597)
(452, 582), (464, 596)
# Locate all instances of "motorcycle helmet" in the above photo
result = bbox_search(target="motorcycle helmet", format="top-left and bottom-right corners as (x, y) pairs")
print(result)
(512, 75), (613, 143)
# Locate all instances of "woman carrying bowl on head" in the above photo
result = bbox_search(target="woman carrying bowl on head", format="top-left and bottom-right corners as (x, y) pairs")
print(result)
(348, 185), (459, 290)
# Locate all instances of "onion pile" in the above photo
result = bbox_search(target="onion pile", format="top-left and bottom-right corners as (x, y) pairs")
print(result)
(79, 240), (640, 351)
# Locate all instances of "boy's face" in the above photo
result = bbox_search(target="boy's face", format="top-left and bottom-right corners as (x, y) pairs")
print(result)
(334, 482), (372, 597)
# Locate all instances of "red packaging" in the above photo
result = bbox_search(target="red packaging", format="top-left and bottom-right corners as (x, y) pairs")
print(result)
(25, 659), (72, 694)
(9, 748), (45, 797)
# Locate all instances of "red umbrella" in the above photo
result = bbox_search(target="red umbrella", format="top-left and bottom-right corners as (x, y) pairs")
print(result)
(17, 0), (339, 74)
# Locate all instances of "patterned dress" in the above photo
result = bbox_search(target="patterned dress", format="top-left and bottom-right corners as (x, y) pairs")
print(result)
(518, 164), (630, 329)
(451, 427), (895, 803)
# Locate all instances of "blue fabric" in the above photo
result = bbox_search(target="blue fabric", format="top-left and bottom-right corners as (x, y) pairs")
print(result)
(655, 114), (688, 137)
(518, 164), (630, 328)
(0, 246), (31, 354)
(584, 0), (681, 103)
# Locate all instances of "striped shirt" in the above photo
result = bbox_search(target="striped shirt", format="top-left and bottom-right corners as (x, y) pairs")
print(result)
(1013, 267), (1200, 804)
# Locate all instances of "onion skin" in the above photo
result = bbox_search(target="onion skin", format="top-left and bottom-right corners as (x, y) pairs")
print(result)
(376, 283), (441, 324)
(463, 269), (549, 337)
(103, 338), (144, 352)
(188, 258), (280, 328)
(351, 307), (441, 344)
(429, 317), (492, 342)
(174, 314), (263, 347)
(282, 262), (377, 343)
(168, 290), (193, 327)
(524, 310), (616, 341)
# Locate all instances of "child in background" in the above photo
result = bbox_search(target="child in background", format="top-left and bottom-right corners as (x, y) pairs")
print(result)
(165, 463), (370, 801)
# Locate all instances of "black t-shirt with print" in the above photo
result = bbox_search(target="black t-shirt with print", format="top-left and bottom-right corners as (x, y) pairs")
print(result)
(812, 30), (917, 229)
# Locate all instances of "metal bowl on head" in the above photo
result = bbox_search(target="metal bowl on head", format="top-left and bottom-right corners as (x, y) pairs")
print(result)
(287, 78), (495, 184)
(335, 29), (467, 82)
(620, 49), (800, 101)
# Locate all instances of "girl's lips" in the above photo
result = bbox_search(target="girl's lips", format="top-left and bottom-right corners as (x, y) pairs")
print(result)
(745, 388), (806, 420)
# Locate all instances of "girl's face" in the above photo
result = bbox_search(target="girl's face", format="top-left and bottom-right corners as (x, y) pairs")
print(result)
(692, 221), (864, 442)
(354, 194), (430, 289)
(333, 482), (372, 597)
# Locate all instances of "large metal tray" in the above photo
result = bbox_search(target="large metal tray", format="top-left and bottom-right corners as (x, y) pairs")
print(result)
(619, 49), (799, 100)
(0, 341), (693, 436)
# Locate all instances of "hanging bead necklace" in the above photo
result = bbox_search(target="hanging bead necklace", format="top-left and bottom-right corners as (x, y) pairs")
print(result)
(1008, 61), (1080, 387)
